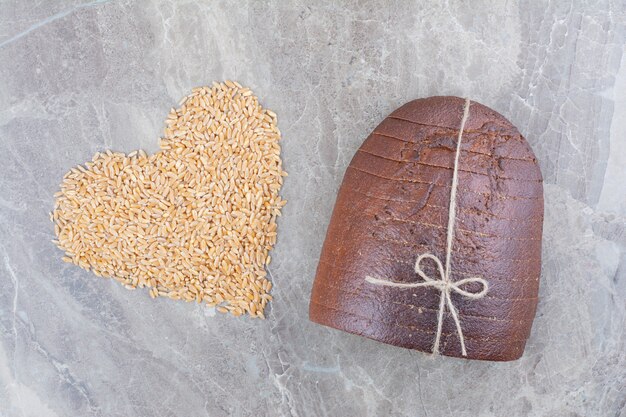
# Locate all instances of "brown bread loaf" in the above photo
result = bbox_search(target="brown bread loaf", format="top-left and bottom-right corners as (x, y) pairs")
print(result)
(309, 96), (544, 361)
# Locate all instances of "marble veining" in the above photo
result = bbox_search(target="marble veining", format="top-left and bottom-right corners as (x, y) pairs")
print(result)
(0, 1), (624, 416)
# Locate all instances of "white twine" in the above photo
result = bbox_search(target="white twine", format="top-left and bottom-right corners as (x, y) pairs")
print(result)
(365, 98), (489, 356)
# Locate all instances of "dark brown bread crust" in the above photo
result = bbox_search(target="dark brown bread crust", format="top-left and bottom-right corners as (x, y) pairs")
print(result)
(309, 97), (544, 361)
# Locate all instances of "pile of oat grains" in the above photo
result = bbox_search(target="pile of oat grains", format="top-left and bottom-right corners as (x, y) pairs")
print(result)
(52, 81), (286, 318)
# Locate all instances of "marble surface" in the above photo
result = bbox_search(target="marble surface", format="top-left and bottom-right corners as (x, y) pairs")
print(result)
(1, 1), (625, 416)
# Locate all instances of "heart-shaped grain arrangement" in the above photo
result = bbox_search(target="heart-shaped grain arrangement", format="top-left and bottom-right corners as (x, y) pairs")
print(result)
(52, 81), (286, 318)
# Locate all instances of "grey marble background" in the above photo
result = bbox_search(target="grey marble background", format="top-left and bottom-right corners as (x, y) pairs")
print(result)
(0, 1), (625, 416)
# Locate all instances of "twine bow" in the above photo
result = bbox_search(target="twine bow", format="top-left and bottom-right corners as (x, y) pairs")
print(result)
(365, 98), (489, 356)
(365, 254), (488, 356)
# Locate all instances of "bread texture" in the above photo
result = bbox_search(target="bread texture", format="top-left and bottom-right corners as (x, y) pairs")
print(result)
(309, 97), (544, 361)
